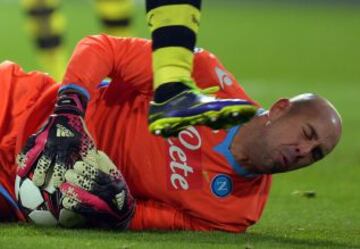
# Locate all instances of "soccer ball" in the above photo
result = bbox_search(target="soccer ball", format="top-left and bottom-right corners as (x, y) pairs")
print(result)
(15, 173), (61, 226)
(15, 173), (79, 226)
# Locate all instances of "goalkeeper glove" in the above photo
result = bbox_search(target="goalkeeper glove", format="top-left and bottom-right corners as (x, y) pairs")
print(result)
(59, 151), (135, 229)
(16, 85), (95, 188)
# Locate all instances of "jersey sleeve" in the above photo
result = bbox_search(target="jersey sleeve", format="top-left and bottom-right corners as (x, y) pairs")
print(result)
(192, 49), (259, 106)
(129, 200), (213, 231)
(130, 200), (249, 232)
(62, 34), (153, 99)
(62, 35), (257, 105)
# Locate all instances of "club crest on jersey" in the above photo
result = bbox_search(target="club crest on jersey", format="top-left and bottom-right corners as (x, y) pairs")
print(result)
(215, 66), (233, 89)
(211, 174), (233, 198)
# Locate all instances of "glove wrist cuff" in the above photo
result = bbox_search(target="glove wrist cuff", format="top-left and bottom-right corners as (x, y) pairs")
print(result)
(58, 84), (90, 100)
(56, 85), (89, 116)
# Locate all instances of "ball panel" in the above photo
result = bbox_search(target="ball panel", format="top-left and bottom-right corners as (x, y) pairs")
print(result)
(19, 178), (44, 209)
(44, 184), (57, 195)
(28, 210), (58, 226)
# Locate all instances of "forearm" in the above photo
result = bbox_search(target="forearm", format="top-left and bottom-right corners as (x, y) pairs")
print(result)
(129, 200), (210, 231)
(62, 35), (119, 99)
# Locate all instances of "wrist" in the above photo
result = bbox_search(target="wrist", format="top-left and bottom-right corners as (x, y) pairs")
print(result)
(55, 84), (89, 116)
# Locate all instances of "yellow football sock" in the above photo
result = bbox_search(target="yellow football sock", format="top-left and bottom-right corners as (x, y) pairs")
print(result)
(146, 0), (202, 89)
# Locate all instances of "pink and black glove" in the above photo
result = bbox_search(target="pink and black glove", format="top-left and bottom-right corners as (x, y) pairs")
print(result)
(16, 85), (96, 188)
(59, 151), (135, 229)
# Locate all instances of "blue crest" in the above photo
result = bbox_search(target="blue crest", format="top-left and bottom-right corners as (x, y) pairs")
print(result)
(211, 174), (233, 198)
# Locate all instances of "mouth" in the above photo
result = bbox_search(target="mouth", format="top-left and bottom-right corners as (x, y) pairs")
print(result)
(278, 152), (289, 168)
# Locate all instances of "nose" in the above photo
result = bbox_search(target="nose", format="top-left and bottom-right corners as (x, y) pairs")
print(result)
(294, 141), (316, 158)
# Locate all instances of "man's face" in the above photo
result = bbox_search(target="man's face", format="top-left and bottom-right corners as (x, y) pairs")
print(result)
(246, 98), (341, 174)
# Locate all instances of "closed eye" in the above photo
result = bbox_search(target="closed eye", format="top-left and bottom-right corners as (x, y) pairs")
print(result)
(307, 123), (318, 140)
(303, 128), (311, 140)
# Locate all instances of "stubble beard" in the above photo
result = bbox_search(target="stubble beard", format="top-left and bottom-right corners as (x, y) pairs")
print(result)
(246, 128), (276, 174)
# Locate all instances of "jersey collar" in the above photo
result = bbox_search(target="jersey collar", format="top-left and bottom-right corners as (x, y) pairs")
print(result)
(214, 108), (266, 178)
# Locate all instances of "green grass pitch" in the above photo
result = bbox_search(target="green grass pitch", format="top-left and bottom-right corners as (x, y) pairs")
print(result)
(0, 1), (359, 248)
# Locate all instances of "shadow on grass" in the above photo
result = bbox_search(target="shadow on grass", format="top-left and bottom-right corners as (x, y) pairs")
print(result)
(3, 224), (358, 249)
(118, 230), (358, 249)
(244, 232), (358, 249)
(139, 231), (358, 249)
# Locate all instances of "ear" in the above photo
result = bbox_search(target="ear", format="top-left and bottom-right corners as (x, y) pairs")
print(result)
(268, 98), (291, 121)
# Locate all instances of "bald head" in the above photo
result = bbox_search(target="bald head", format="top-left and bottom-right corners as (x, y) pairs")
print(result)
(231, 93), (342, 175)
(288, 93), (342, 154)
(290, 93), (341, 119)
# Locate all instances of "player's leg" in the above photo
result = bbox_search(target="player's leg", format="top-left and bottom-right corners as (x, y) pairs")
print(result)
(22, 0), (66, 81)
(146, 0), (201, 92)
(146, 0), (201, 136)
(146, 1), (256, 137)
(95, 0), (134, 37)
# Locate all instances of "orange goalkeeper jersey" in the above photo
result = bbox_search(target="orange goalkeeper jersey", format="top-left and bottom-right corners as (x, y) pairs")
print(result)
(0, 35), (272, 232)
(0, 61), (57, 221)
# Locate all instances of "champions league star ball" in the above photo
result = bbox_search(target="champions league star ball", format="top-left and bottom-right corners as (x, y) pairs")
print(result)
(14, 172), (77, 226)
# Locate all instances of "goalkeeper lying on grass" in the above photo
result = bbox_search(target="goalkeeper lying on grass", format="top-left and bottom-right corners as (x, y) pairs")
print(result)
(0, 34), (342, 232)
